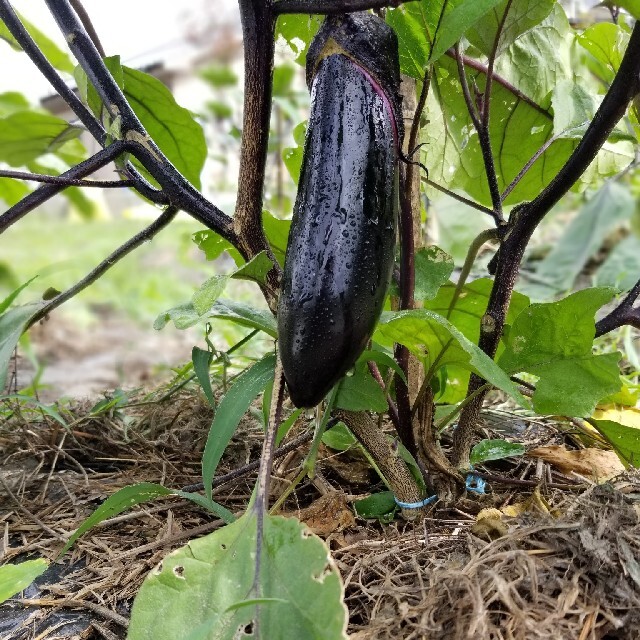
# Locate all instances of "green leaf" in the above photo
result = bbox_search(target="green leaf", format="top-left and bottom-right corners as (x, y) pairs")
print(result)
(429, 0), (507, 63)
(192, 347), (216, 408)
(199, 63), (238, 88)
(0, 176), (29, 207)
(578, 22), (630, 83)
(0, 91), (30, 117)
(375, 309), (526, 406)
(423, 278), (529, 402)
(60, 483), (175, 556)
(0, 302), (44, 390)
(354, 492), (397, 520)
(595, 235), (640, 291)
(613, 0), (640, 19)
(262, 211), (292, 268)
(283, 121), (307, 184)
(202, 353), (276, 500)
(551, 80), (598, 138)
(74, 55), (124, 123)
(122, 66), (207, 189)
(0, 111), (83, 167)
(357, 348), (407, 384)
(466, 0), (556, 58)
(273, 63), (296, 97)
(172, 490), (236, 523)
(592, 419), (640, 468)
(528, 183), (635, 298)
(0, 276), (37, 314)
(0, 12), (74, 73)
(335, 363), (387, 413)
(414, 246), (454, 301)
(231, 251), (275, 286)
(192, 229), (243, 265)
(499, 288), (622, 416)
(0, 559), (49, 605)
(322, 422), (356, 451)
(128, 513), (348, 640)
(0, 394), (68, 426)
(469, 439), (526, 465)
(275, 14), (322, 65)
(208, 299), (277, 338)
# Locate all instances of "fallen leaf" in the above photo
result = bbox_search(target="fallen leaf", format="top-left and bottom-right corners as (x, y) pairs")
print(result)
(593, 405), (640, 429)
(527, 445), (624, 481)
(290, 491), (355, 536)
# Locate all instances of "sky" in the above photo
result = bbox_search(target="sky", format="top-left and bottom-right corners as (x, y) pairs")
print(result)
(0, 0), (238, 102)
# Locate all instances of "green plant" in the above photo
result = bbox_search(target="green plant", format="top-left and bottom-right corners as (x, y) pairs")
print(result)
(1, 1), (640, 637)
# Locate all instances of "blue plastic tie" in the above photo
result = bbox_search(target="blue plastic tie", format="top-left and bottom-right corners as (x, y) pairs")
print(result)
(466, 473), (487, 495)
(394, 494), (437, 509)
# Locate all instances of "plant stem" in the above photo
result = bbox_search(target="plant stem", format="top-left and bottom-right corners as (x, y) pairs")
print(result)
(0, 169), (132, 188)
(595, 278), (640, 336)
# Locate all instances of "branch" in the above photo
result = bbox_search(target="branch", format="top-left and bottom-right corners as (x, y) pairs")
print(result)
(0, 168), (133, 188)
(595, 278), (640, 337)
(69, 0), (105, 56)
(27, 206), (179, 328)
(452, 21), (640, 468)
(0, 141), (131, 234)
(273, 0), (417, 15)
(454, 44), (503, 223)
(44, 0), (235, 241)
(421, 176), (497, 218)
(234, 0), (282, 310)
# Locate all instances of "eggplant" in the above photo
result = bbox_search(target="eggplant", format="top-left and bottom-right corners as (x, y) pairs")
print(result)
(278, 13), (403, 408)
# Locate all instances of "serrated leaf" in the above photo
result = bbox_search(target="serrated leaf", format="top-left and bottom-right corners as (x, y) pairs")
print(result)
(0, 111), (83, 167)
(122, 66), (207, 189)
(470, 439), (526, 465)
(376, 309), (526, 406)
(0, 559), (49, 605)
(128, 513), (348, 640)
(0, 12), (74, 73)
(202, 353), (276, 500)
(335, 363), (387, 413)
(414, 246), (454, 301)
(499, 288), (622, 416)
(590, 419), (640, 467)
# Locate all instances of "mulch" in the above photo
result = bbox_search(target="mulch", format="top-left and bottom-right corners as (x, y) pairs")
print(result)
(1, 389), (639, 640)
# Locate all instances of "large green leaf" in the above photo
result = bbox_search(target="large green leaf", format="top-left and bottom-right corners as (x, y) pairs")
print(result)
(424, 55), (633, 207)
(122, 66), (207, 189)
(493, 4), (574, 104)
(201, 353), (276, 500)
(262, 211), (291, 268)
(0, 12), (74, 73)
(128, 513), (347, 640)
(595, 235), (640, 292)
(498, 288), (622, 416)
(578, 22), (630, 84)
(192, 229), (243, 265)
(375, 309), (526, 405)
(0, 559), (48, 605)
(208, 299), (277, 338)
(0, 176), (29, 206)
(527, 182), (635, 299)
(0, 91), (29, 117)
(275, 14), (322, 65)
(0, 111), (83, 167)
(466, 0), (555, 58)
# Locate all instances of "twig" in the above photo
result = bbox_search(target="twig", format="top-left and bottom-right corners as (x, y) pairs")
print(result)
(0, 168), (133, 188)
(595, 278), (640, 336)
(69, 0), (105, 56)
(446, 49), (551, 119)
(273, 0), (418, 14)
(15, 598), (129, 629)
(368, 360), (401, 431)
(27, 205), (179, 328)
(0, 140), (133, 233)
(453, 44), (503, 224)
(44, 0), (235, 239)
(180, 430), (314, 493)
(421, 177), (497, 217)
(473, 471), (583, 490)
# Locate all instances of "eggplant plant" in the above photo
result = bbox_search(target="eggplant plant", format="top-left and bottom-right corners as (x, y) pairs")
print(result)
(1, 0), (640, 637)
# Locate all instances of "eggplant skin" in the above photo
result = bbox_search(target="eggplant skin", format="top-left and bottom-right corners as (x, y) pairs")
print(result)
(278, 50), (398, 408)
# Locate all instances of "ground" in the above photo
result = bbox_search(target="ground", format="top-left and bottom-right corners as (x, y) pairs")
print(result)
(2, 360), (640, 639)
